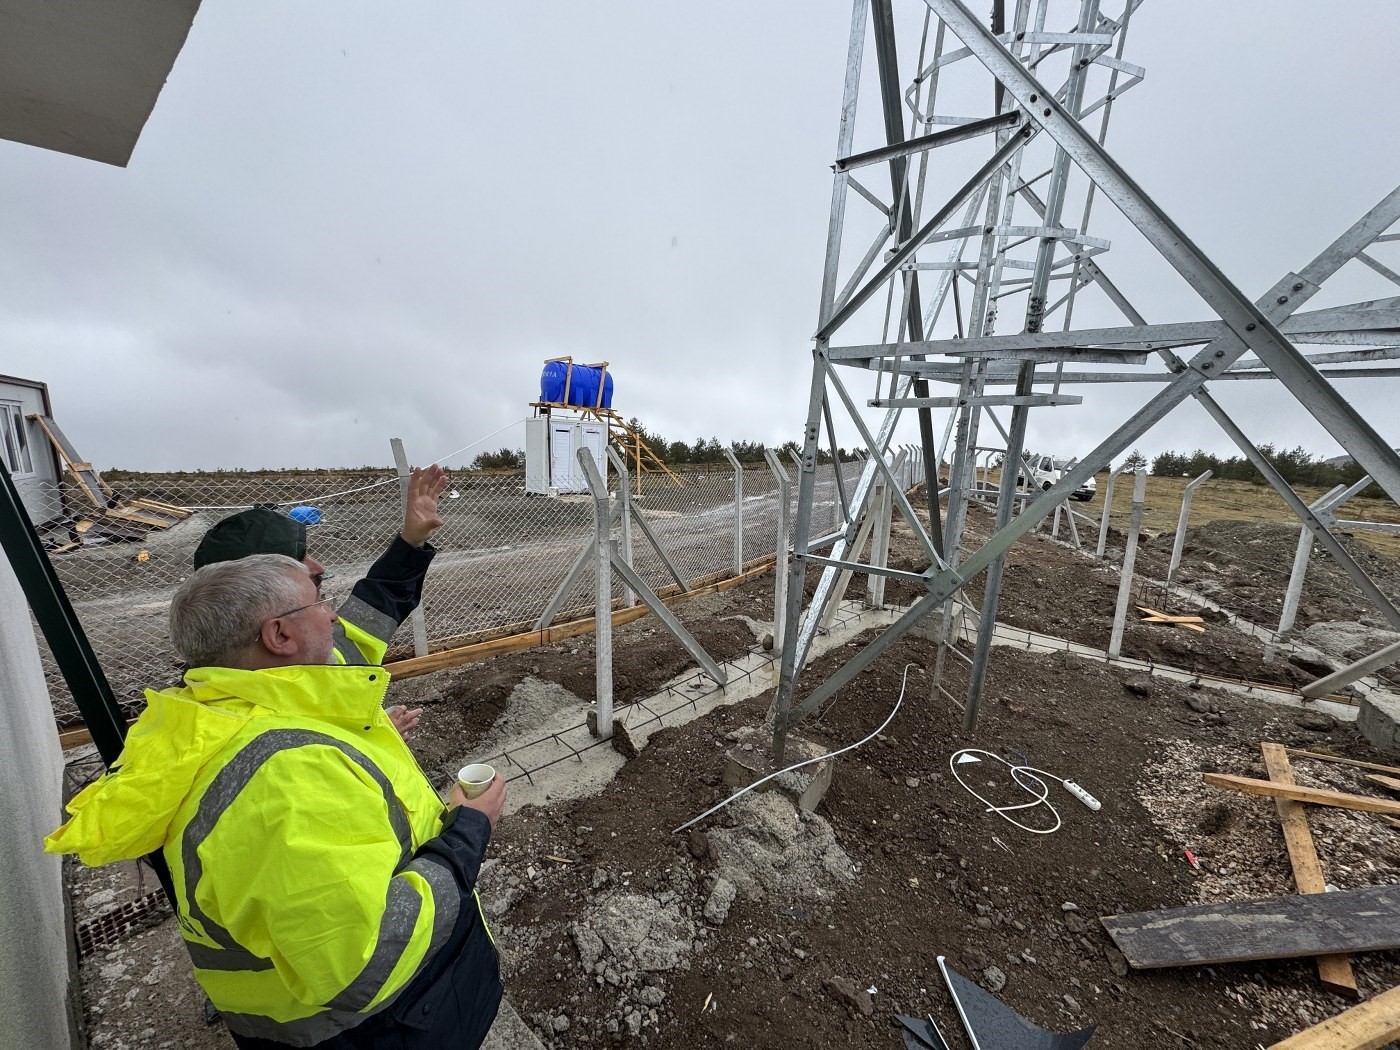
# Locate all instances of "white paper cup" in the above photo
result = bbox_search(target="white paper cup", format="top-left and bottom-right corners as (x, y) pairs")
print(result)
(457, 763), (496, 800)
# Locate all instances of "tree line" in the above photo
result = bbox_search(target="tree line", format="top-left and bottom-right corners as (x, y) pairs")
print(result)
(471, 418), (847, 470)
(1133, 444), (1384, 498)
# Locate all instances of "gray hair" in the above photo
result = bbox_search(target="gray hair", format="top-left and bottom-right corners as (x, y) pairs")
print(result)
(170, 553), (309, 668)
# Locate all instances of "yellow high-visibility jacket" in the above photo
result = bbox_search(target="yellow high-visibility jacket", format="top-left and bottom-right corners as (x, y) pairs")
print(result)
(46, 663), (500, 1047)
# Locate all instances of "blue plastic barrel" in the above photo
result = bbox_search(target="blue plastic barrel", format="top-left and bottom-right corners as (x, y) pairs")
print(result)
(288, 505), (322, 526)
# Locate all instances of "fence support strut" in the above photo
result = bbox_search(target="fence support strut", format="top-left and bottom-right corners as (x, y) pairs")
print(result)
(576, 450), (728, 737)
(764, 449), (792, 652)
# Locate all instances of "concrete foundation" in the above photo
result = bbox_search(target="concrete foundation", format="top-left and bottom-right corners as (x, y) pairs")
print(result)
(722, 726), (834, 813)
(1358, 690), (1400, 756)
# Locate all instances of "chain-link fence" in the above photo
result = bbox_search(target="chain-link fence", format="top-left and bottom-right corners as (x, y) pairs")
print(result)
(30, 460), (859, 727)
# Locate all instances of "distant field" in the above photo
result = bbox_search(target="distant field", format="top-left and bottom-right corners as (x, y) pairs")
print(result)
(969, 467), (1400, 557)
(1096, 473), (1400, 557)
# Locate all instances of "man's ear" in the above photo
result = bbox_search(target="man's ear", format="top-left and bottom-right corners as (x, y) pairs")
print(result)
(258, 617), (299, 659)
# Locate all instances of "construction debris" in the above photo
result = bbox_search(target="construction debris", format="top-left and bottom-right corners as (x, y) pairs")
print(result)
(1203, 773), (1400, 817)
(1136, 606), (1206, 633)
(1267, 983), (1400, 1049)
(1100, 884), (1400, 969)
(936, 956), (1095, 1049)
(29, 413), (190, 546)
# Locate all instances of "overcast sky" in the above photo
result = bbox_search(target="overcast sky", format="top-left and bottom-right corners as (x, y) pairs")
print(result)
(3, 0), (1398, 472)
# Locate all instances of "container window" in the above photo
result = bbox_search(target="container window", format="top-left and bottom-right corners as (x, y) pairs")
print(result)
(1, 403), (34, 477)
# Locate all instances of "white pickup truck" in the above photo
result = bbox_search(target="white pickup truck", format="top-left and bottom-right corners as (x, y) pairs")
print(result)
(1022, 453), (1096, 501)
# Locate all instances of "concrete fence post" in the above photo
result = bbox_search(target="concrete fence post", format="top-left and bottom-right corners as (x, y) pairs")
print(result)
(723, 448), (744, 577)
(1166, 469), (1213, 586)
(390, 438), (429, 657)
(866, 450), (902, 609)
(579, 448), (613, 740)
(1108, 468), (1148, 659)
(0, 557), (76, 1050)
(1277, 479), (1369, 643)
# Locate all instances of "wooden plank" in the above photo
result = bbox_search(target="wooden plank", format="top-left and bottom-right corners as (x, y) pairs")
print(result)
(1136, 606), (1207, 632)
(387, 556), (760, 659)
(108, 503), (186, 527)
(102, 508), (168, 529)
(29, 414), (109, 508)
(1136, 606), (1205, 623)
(1267, 983), (1400, 1049)
(1288, 749), (1400, 779)
(1365, 774), (1400, 795)
(1203, 773), (1400, 816)
(1261, 743), (1359, 997)
(386, 559), (776, 680)
(1100, 884), (1400, 969)
(127, 497), (192, 518)
(57, 719), (136, 750)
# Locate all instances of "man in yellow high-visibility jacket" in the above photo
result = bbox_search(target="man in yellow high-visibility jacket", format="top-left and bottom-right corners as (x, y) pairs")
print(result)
(47, 552), (505, 1048)
(192, 464), (452, 738)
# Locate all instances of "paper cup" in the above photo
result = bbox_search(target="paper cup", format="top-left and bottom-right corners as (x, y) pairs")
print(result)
(457, 763), (496, 800)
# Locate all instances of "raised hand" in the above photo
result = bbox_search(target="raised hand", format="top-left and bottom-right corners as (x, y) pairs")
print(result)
(401, 464), (449, 547)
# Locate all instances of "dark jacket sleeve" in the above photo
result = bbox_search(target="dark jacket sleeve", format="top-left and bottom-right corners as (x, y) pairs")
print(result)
(418, 805), (492, 893)
(323, 808), (503, 1048)
(385, 807), (501, 1044)
(350, 536), (436, 629)
(331, 538), (438, 663)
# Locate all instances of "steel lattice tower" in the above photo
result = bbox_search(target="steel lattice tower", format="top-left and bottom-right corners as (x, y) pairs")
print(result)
(769, 0), (1400, 761)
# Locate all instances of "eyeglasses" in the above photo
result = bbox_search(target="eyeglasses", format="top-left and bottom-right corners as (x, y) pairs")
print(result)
(253, 595), (337, 642)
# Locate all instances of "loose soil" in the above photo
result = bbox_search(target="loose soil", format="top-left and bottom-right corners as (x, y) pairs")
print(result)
(67, 498), (1400, 1050)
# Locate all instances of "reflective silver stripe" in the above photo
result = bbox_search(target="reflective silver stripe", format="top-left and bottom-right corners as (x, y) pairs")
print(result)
(331, 620), (369, 664)
(321, 853), (460, 1012)
(186, 942), (273, 973)
(214, 859), (463, 1043)
(326, 879), (421, 1012)
(220, 1006), (371, 1048)
(179, 729), (413, 971)
(407, 854), (460, 956)
(336, 594), (399, 645)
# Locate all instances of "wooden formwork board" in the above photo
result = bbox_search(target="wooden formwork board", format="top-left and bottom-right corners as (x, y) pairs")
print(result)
(1260, 742), (1358, 997)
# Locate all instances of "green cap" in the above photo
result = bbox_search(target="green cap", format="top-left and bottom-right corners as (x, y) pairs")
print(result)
(193, 507), (307, 568)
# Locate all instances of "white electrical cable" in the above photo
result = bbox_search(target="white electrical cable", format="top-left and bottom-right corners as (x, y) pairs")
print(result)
(949, 748), (1101, 835)
(672, 663), (921, 835)
(423, 418), (530, 468)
